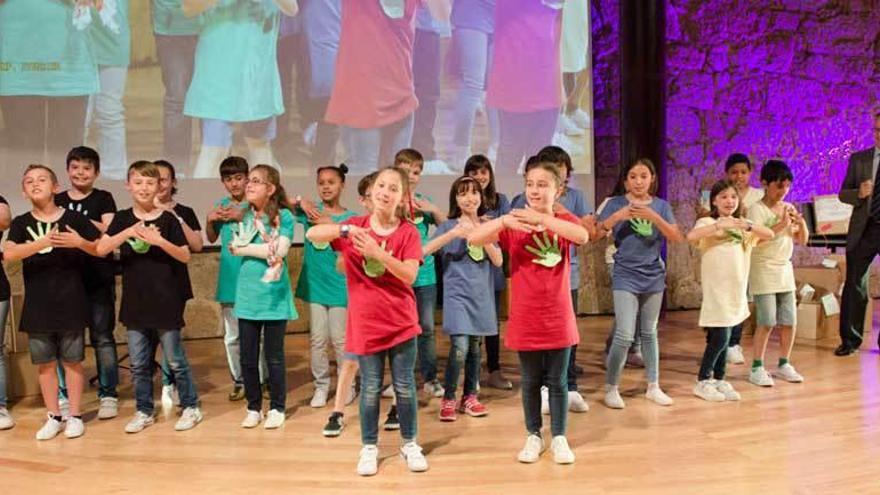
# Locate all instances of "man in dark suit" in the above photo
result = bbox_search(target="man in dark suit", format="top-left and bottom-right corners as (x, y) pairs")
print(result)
(836, 113), (880, 356)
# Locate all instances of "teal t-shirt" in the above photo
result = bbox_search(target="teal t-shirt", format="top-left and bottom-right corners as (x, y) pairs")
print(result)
(412, 194), (437, 288)
(233, 208), (298, 321)
(294, 207), (357, 307)
(0, 0), (98, 96)
(213, 197), (249, 304)
(183, 0), (284, 122)
(90, 0), (131, 67)
(152, 0), (202, 36)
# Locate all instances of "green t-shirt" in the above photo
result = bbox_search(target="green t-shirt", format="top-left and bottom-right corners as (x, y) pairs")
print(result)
(90, 0), (131, 67)
(213, 197), (249, 304)
(0, 0), (98, 96)
(412, 194), (437, 288)
(183, 0), (284, 121)
(294, 207), (357, 307)
(233, 208), (298, 321)
(151, 0), (202, 36)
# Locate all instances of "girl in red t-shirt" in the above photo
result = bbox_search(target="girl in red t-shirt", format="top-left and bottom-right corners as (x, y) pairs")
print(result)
(469, 161), (588, 466)
(306, 167), (426, 477)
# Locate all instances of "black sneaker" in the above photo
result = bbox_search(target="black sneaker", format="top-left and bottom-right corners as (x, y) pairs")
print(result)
(323, 412), (345, 437)
(383, 405), (400, 431)
(228, 385), (245, 402)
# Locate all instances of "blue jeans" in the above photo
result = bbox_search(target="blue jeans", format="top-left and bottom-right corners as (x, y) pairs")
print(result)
(520, 347), (570, 437)
(340, 113), (414, 174)
(443, 335), (481, 400)
(414, 284), (438, 383)
(128, 328), (198, 415)
(412, 28), (441, 159)
(699, 327), (731, 381)
(358, 338), (418, 445)
(85, 66), (128, 179)
(495, 108), (558, 175)
(239, 319), (287, 413)
(451, 27), (499, 155)
(0, 300), (9, 408)
(607, 291), (663, 386)
(58, 297), (119, 399)
(155, 34), (198, 169)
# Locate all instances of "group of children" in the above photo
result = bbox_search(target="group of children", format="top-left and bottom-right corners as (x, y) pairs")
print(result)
(0, 145), (809, 476)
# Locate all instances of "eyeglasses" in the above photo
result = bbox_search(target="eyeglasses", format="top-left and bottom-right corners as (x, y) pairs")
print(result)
(247, 178), (268, 186)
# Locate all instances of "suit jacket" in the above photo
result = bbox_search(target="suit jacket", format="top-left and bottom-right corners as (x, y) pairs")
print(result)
(839, 148), (877, 251)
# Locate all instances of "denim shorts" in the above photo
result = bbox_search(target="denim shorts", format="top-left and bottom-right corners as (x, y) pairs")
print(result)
(28, 331), (85, 364)
(202, 117), (277, 147)
(754, 291), (796, 327)
(342, 352), (359, 362)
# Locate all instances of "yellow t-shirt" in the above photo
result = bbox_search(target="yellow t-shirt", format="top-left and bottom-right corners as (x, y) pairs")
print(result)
(693, 217), (756, 327)
(741, 187), (765, 211)
(747, 201), (796, 295)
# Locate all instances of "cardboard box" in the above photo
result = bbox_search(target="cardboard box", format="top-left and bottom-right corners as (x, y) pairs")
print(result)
(812, 194), (852, 236)
(795, 266), (844, 296)
(795, 291), (872, 343)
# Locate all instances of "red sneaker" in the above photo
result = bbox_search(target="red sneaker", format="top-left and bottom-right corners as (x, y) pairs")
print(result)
(439, 399), (457, 422)
(458, 395), (488, 417)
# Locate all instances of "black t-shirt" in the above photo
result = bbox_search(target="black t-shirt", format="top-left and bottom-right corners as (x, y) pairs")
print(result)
(55, 189), (118, 300)
(0, 196), (10, 301)
(173, 203), (200, 301)
(7, 210), (100, 333)
(107, 209), (189, 329)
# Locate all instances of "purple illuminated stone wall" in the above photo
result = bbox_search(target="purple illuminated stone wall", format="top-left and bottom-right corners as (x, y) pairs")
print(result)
(590, 0), (621, 202)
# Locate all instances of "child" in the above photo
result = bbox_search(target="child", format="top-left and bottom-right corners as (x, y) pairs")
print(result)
(97, 161), (202, 434)
(54, 146), (120, 420)
(230, 165), (297, 429)
(153, 159), (203, 406)
(426, 176), (502, 421)
(4, 165), (101, 440)
(597, 158), (682, 409)
(468, 161), (588, 465)
(687, 180), (773, 401)
(294, 164), (357, 409)
(394, 149), (447, 398)
(0, 195), (11, 430)
(206, 156), (269, 401)
(747, 160), (808, 387)
(306, 167), (427, 476)
(464, 154), (512, 390)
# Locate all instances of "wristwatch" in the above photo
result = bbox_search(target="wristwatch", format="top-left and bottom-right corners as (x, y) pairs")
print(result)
(340, 224), (351, 239)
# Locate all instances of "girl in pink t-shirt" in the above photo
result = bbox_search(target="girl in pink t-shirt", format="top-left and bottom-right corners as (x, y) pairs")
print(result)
(469, 161), (588, 466)
(306, 167), (426, 477)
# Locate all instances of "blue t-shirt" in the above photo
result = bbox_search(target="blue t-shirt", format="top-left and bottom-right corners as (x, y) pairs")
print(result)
(484, 192), (511, 291)
(511, 186), (591, 289)
(415, 5), (450, 34)
(451, 0), (495, 33)
(598, 196), (676, 294)
(433, 220), (497, 336)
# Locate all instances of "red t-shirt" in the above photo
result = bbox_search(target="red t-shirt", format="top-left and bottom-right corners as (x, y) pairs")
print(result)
(324, 0), (420, 129)
(499, 213), (581, 351)
(332, 215), (423, 355)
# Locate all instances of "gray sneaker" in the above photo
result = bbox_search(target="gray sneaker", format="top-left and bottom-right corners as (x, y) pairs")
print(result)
(0, 407), (14, 430)
(125, 411), (155, 434)
(97, 397), (119, 420)
(175, 407), (203, 431)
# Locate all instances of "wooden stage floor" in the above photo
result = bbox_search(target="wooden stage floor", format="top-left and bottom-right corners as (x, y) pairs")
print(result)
(1, 310), (878, 494)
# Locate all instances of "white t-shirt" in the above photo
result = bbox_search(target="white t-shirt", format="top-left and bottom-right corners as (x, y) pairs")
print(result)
(694, 217), (756, 327)
(741, 186), (765, 212)
(747, 200), (796, 295)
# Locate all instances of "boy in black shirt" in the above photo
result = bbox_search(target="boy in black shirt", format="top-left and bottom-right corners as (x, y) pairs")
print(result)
(54, 146), (120, 420)
(4, 165), (100, 441)
(97, 161), (203, 434)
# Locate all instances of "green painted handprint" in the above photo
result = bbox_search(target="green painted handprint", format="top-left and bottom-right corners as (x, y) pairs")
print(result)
(126, 237), (151, 254)
(629, 218), (653, 237)
(231, 220), (259, 248)
(362, 240), (389, 278)
(467, 243), (485, 262)
(525, 232), (562, 268)
(725, 229), (744, 244)
(764, 215), (779, 228)
(312, 241), (330, 250)
(26, 221), (54, 254)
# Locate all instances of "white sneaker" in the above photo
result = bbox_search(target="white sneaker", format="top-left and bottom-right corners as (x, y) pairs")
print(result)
(381, 384), (395, 399)
(35, 414), (65, 441)
(558, 113), (585, 136)
(174, 407), (203, 431)
(310, 388), (329, 408)
(64, 417), (85, 439)
(776, 363), (804, 383)
(357, 445), (379, 476)
(749, 366), (775, 387)
(645, 385), (674, 406)
(568, 390), (589, 413)
(97, 397), (119, 420)
(161, 384), (179, 409)
(551, 132), (585, 157)
(241, 410), (263, 428)
(400, 441), (429, 472)
(423, 381), (444, 399)
(303, 121), (317, 147)
(0, 407), (14, 430)
(264, 409), (285, 429)
(570, 108), (591, 129)
(517, 434), (545, 463)
(604, 385), (626, 409)
(693, 380), (726, 402)
(125, 411), (155, 434)
(58, 397), (70, 419)
(714, 380), (741, 401)
(550, 435), (575, 464)
(540, 386), (550, 415)
(726, 345), (745, 364)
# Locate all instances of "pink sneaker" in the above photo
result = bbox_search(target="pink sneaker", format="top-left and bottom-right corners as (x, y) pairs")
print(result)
(439, 399), (457, 422)
(458, 395), (488, 417)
